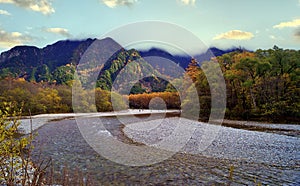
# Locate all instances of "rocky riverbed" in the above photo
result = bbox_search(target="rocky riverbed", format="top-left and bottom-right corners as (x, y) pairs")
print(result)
(124, 117), (299, 166)
(28, 113), (300, 185)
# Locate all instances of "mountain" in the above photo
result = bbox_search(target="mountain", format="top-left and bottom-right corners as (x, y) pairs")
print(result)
(42, 38), (95, 70)
(0, 38), (95, 81)
(0, 46), (42, 76)
(139, 47), (244, 69)
(0, 38), (169, 92)
(139, 48), (192, 69)
(0, 38), (246, 91)
(94, 47), (168, 93)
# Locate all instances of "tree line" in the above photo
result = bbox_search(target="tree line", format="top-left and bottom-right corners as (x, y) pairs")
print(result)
(180, 46), (300, 123)
(0, 78), (126, 115)
(0, 46), (299, 123)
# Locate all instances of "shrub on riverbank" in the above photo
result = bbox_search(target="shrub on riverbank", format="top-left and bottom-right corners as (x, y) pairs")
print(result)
(0, 102), (47, 185)
(0, 103), (95, 185)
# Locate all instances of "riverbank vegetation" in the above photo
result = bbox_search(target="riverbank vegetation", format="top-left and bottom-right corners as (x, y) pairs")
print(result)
(162, 46), (299, 123)
(0, 46), (299, 123)
(0, 102), (46, 185)
(0, 103), (97, 185)
(0, 79), (127, 115)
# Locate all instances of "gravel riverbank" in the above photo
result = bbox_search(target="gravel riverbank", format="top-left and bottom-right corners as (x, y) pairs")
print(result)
(18, 110), (180, 134)
(124, 117), (300, 166)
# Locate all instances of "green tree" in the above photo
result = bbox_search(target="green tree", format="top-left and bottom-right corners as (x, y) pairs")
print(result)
(36, 64), (51, 82)
(52, 64), (75, 85)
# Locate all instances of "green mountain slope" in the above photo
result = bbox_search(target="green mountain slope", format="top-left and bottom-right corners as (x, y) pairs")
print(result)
(0, 38), (169, 92)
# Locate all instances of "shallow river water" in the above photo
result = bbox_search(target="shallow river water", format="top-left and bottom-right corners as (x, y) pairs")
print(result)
(31, 114), (300, 185)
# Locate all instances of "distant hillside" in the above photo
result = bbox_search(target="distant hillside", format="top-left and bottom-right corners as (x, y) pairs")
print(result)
(0, 38), (245, 90)
(194, 47), (245, 63)
(139, 48), (192, 69)
(0, 38), (95, 82)
(88, 45), (168, 93)
(139, 47), (244, 69)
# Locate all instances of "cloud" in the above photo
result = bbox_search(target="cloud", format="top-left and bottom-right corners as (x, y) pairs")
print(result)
(273, 19), (300, 29)
(0, 9), (11, 15)
(213, 30), (254, 40)
(102, 0), (138, 8)
(0, 29), (32, 48)
(44, 27), (71, 37)
(180, 0), (196, 5)
(0, 0), (54, 15)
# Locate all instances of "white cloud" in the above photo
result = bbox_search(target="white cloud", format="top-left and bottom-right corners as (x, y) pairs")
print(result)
(0, 29), (31, 48)
(273, 19), (300, 29)
(0, 0), (54, 15)
(102, 0), (138, 8)
(213, 30), (254, 40)
(269, 35), (276, 40)
(0, 9), (11, 15)
(44, 27), (71, 37)
(180, 0), (196, 5)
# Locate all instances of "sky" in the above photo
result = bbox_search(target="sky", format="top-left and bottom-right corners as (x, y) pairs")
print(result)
(0, 0), (300, 54)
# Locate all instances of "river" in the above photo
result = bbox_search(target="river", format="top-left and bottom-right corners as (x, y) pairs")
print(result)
(28, 113), (300, 185)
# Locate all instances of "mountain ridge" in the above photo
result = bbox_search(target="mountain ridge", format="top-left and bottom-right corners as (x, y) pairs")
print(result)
(0, 38), (245, 85)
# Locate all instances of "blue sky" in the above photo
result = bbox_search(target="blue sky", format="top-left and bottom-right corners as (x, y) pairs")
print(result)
(0, 0), (300, 53)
